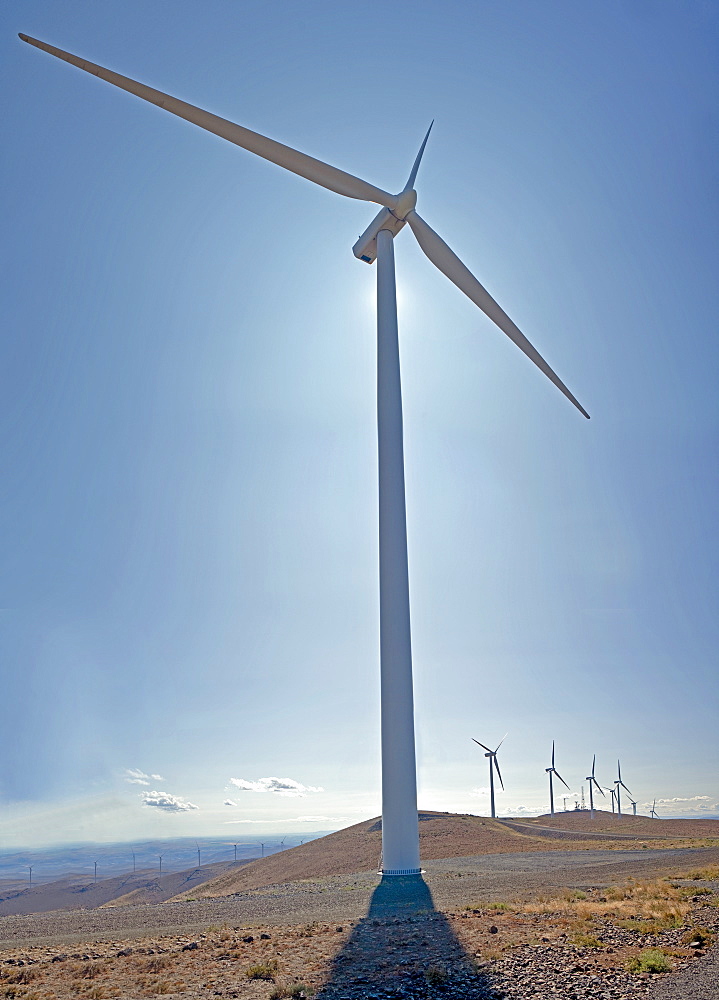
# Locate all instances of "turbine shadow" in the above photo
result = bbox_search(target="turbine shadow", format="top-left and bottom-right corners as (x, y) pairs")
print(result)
(314, 874), (497, 998)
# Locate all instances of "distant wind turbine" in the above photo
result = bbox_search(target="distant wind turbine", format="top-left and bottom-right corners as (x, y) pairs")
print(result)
(628, 798), (637, 817)
(545, 741), (569, 816)
(131, 850), (136, 874)
(585, 755), (605, 820)
(614, 760), (631, 817)
(19, 31), (589, 876)
(196, 842), (201, 868)
(158, 855), (163, 875)
(93, 861), (98, 883)
(605, 786), (616, 815)
(28, 866), (32, 886)
(650, 800), (660, 819)
(472, 734), (507, 819)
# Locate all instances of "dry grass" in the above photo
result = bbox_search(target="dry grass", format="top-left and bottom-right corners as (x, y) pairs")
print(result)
(504, 877), (690, 927)
(689, 865), (719, 880)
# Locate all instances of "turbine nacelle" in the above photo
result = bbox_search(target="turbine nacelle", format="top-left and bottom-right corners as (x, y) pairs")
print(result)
(353, 207), (406, 264)
(353, 188), (418, 263)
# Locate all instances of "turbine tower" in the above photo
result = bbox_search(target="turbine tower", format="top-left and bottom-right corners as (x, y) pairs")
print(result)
(472, 734), (507, 819)
(545, 741), (569, 816)
(19, 33), (589, 876)
(614, 760), (631, 818)
(585, 754), (605, 820)
(628, 798), (637, 816)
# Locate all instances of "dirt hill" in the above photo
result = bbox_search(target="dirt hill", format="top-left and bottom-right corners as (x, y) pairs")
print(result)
(175, 810), (678, 901)
(0, 860), (245, 916)
(518, 810), (719, 839)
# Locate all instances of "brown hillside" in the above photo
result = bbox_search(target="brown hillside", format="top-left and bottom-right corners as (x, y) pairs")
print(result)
(176, 812), (643, 901)
(521, 810), (719, 839)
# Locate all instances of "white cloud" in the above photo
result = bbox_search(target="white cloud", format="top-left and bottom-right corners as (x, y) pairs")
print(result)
(499, 805), (547, 818)
(125, 768), (165, 786)
(655, 795), (711, 804)
(229, 776), (323, 797)
(141, 790), (198, 813)
(224, 799), (237, 807)
(469, 786), (490, 797)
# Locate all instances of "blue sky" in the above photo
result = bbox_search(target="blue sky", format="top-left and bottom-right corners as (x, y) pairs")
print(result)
(1, 0), (717, 847)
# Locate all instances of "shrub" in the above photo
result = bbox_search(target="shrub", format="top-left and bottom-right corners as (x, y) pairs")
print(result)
(81, 961), (105, 979)
(270, 983), (312, 999)
(425, 965), (448, 985)
(143, 956), (172, 974)
(681, 926), (714, 948)
(570, 932), (603, 948)
(246, 960), (279, 981)
(627, 949), (672, 974)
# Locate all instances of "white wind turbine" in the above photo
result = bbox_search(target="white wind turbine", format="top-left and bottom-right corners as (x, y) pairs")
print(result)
(585, 754), (605, 820)
(19, 33), (589, 876)
(614, 760), (631, 818)
(606, 786), (617, 815)
(472, 734), (507, 819)
(546, 741), (570, 816)
(650, 800), (660, 819)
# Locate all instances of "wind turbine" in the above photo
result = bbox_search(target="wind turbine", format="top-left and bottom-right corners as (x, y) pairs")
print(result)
(585, 754), (605, 820)
(650, 800), (660, 819)
(628, 798), (637, 817)
(605, 786), (616, 815)
(546, 741), (570, 816)
(19, 33), (589, 876)
(614, 760), (631, 818)
(472, 735), (506, 819)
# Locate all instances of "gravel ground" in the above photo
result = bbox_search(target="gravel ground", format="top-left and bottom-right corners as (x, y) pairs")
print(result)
(0, 847), (717, 998)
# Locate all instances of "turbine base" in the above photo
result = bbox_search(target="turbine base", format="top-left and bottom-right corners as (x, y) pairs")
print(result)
(379, 868), (423, 876)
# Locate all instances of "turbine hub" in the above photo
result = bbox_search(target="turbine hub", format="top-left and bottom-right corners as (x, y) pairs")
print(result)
(392, 188), (417, 221)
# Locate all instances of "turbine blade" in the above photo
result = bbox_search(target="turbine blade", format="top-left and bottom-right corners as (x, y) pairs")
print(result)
(405, 211), (589, 418)
(18, 33), (398, 210)
(495, 732), (508, 752)
(591, 754), (596, 777)
(593, 779), (606, 797)
(404, 121), (433, 191)
(493, 757), (505, 791)
(620, 781), (632, 794)
(472, 739), (492, 753)
(554, 770), (570, 790)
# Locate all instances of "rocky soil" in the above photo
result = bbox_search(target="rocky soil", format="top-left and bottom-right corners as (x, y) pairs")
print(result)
(0, 852), (719, 1000)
